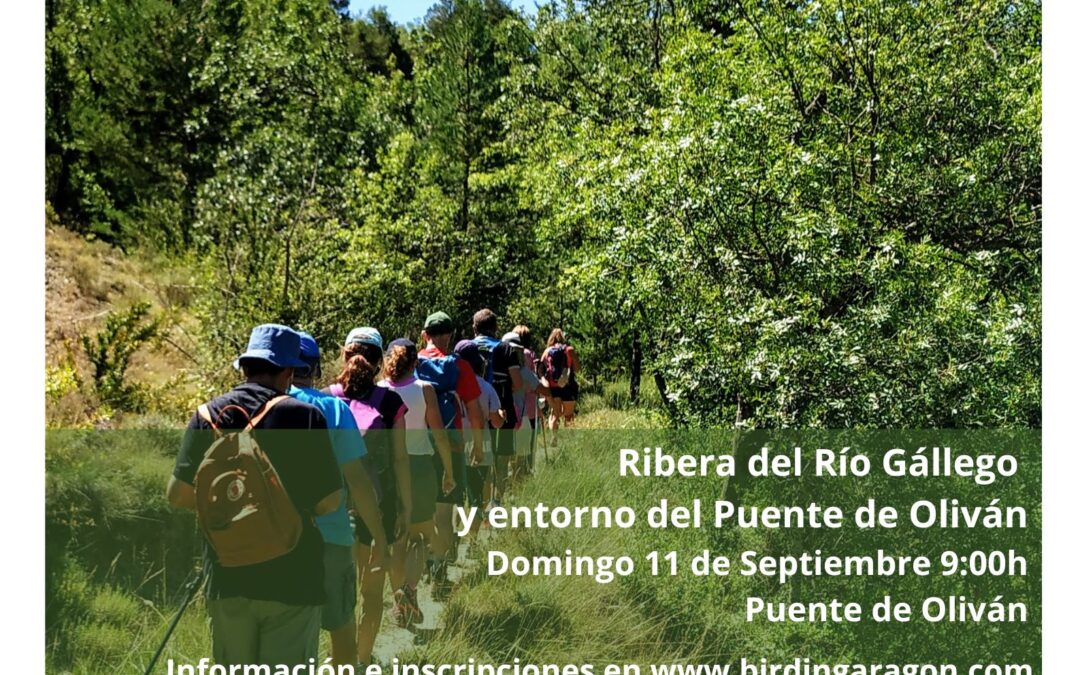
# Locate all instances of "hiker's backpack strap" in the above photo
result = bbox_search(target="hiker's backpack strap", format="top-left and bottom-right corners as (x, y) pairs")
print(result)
(197, 403), (251, 437)
(245, 395), (290, 431)
(444, 391), (462, 429)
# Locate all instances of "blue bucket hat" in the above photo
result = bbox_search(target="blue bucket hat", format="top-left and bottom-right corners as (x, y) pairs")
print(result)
(295, 331), (322, 378)
(234, 324), (308, 369)
(298, 332), (320, 360)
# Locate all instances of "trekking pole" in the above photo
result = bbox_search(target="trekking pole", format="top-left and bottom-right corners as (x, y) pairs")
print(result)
(538, 397), (550, 464)
(529, 397), (540, 472)
(143, 567), (206, 675)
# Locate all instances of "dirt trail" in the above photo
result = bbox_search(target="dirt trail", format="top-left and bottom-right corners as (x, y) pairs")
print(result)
(371, 420), (555, 663)
(371, 529), (490, 664)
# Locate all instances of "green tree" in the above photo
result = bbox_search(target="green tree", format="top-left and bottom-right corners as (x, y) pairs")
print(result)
(46, 0), (203, 246)
(417, 0), (515, 232)
(44, 0), (1041, 429)
(346, 7), (416, 78)
(530, 0), (1040, 427)
(189, 0), (387, 365)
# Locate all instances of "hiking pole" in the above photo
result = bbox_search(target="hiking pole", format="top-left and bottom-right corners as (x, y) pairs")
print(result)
(526, 397), (537, 471)
(143, 567), (206, 675)
(538, 397), (550, 464)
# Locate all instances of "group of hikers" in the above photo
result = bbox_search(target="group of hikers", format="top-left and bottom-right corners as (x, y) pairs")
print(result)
(165, 309), (581, 668)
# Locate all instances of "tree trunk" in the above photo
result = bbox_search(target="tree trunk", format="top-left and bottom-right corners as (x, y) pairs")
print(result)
(653, 371), (680, 424)
(722, 395), (750, 506)
(282, 236), (291, 311)
(630, 331), (642, 403)
(461, 156), (470, 230)
(460, 43), (473, 232)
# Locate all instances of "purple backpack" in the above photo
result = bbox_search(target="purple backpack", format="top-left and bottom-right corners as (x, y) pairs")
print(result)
(328, 383), (387, 433)
(328, 384), (391, 492)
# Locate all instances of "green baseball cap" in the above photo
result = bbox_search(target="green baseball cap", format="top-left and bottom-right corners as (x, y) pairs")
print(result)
(423, 311), (454, 335)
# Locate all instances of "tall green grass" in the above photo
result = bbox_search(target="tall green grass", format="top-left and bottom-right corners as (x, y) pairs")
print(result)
(46, 429), (205, 672)
(414, 408), (698, 666)
(575, 378), (664, 419)
(417, 421), (1041, 669)
(45, 401), (1040, 672)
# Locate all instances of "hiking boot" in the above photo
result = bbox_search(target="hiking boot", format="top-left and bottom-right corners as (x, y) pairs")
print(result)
(391, 589), (410, 628)
(403, 584), (424, 625)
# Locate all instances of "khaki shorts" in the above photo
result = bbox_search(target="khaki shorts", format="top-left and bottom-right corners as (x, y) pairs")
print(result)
(208, 597), (320, 666)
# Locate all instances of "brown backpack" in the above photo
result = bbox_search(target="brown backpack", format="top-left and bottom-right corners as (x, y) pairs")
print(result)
(193, 395), (303, 567)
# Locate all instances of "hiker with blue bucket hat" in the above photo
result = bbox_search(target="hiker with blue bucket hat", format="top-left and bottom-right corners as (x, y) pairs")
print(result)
(168, 323), (342, 666)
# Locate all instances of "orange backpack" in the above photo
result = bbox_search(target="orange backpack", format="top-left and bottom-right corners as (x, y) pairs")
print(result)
(193, 396), (303, 567)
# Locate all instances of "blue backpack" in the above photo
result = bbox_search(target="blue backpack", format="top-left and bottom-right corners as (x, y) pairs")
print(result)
(415, 355), (463, 429)
(472, 335), (498, 386)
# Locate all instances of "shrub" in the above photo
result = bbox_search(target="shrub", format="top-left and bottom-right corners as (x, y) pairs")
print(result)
(81, 302), (160, 412)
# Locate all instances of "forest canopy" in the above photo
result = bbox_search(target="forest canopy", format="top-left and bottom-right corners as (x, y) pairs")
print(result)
(45, 0), (1042, 429)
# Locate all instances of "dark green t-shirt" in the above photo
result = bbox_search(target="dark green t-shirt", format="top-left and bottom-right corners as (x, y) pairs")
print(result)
(174, 382), (341, 606)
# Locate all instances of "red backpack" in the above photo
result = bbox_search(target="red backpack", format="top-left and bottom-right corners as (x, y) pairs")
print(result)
(193, 396), (303, 567)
